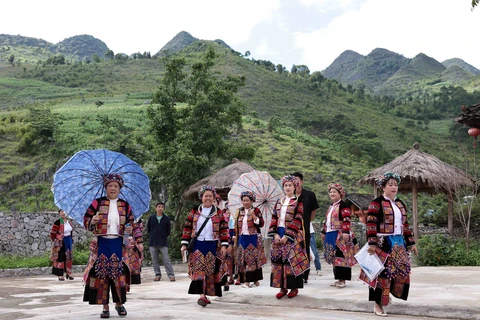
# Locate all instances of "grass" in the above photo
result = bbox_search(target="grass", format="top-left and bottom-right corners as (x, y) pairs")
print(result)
(0, 248), (90, 269)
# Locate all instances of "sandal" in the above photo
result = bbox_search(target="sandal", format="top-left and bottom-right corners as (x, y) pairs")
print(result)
(58, 277), (65, 281)
(115, 305), (127, 316)
(66, 274), (74, 280)
(100, 310), (110, 318)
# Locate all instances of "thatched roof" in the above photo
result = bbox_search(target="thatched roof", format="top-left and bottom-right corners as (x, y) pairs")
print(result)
(345, 193), (373, 210)
(357, 142), (474, 193)
(182, 159), (255, 202)
(455, 103), (480, 128)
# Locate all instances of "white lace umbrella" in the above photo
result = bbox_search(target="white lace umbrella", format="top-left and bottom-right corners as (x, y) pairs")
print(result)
(227, 170), (284, 237)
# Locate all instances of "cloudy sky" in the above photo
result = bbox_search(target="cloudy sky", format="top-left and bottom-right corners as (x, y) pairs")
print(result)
(1, 0), (479, 72)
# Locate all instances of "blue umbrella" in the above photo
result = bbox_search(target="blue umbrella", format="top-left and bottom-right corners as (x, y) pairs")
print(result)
(52, 149), (151, 224)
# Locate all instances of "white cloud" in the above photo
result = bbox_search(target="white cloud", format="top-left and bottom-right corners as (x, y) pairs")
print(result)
(295, 0), (480, 71)
(1, 0), (479, 72)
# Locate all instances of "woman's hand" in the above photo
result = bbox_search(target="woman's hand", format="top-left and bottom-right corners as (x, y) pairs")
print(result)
(367, 245), (377, 255)
(280, 236), (288, 244)
(220, 246), (227, 256)
(410, 245), (419, 256)
(274, 234), (281, 243)
(342, 233), (350, 242)
(137, 243), (144, 252)
(91, 215), (100, 225)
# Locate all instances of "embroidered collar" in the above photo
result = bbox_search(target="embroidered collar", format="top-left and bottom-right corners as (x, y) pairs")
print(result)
(198, 205), (217, 218)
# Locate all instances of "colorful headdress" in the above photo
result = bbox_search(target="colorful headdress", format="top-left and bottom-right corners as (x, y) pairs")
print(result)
(198, 184), (217, 199)
(281, 175), (300, 188)
(375, 172), (401, 189)
(240, 191), (256, 202)
(103, 173), (124, 188)
(327, 183), (346, 198)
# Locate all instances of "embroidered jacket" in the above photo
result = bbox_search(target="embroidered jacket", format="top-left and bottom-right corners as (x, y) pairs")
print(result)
(50, 218), (73, 241)
(321, 200), (351, 234)
(366, 195), (415, 247)
(181, 206), (229, 247)
(235, 207), (264, 237)
(83, 196), (143, 244)
(268, 197), (304, 242)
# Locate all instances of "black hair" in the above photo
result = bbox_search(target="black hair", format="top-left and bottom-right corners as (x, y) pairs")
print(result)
(291, 172), (304, 181)
(155, 202), (165, 207)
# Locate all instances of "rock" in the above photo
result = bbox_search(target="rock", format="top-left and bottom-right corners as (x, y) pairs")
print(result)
(31, 242), (38, 251)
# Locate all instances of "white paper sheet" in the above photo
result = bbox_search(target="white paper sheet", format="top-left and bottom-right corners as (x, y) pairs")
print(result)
(355, 243), (385, 281)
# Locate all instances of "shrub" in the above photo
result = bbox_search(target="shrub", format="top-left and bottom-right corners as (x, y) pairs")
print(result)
(416, 234), (480, 266)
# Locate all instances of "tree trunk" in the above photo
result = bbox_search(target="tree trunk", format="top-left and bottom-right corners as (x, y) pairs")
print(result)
(447, 192), (454, 237)
(412, 181), (419, 242)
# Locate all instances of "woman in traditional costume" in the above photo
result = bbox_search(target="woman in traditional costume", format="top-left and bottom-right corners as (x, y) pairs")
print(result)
(83, 173), (143, 318)
(222, 201), (236, 291)
(124, 219), (144, 287)
(268, 175), (308, 299)
(321, 183), (358, 288)
(365, 172), (418, 317)
(234, 191), (267, 288)
(180, 185), (229, 307)
(50, 209), (74, 281)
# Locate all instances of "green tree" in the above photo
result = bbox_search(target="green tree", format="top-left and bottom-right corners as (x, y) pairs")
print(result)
(8, 54), (14, 65)
(105, 49), (114, 60)
(18, 106), (62, 153)
(147, 46), (253, 227)
(92, 53), (101, 63)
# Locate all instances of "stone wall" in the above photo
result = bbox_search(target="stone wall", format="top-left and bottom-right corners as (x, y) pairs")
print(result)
(0, 211), (91, 256)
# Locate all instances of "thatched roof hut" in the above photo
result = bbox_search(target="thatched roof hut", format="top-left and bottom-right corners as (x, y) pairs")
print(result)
(358, 142), (474, 240)
(344, 193), (373, 223)
(182, 159), (255, 202)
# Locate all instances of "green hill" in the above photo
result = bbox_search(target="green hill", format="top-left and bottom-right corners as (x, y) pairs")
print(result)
(0, 38), (476, 216)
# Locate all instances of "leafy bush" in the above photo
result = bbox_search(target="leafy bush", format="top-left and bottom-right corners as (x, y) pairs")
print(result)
(416, 234), (480, 266)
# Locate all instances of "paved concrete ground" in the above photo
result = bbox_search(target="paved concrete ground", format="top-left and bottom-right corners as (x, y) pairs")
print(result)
(1, 262), (479, 320)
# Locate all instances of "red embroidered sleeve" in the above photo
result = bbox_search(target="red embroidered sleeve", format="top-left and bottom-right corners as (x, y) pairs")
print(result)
(218, 208), (229, 246)
(50, 220), (60, 240)
(285, 202), (303, 242)
(181, 209), (195, 244)
(267, 200), (280, 238)
(84, 199), (99, 230)
(340, 204), (352, 234)
(366, 201), (380, 246)
(254, 207), (265, 228)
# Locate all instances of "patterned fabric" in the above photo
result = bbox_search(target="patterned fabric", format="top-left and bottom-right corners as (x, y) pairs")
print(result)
(198, 185), (217, 199)
(83, 197), (142, 242)
(187, 240), (224, 297)
(327, 183), (346, 198)
(103, 173), (124, 188)
(366, 196), (415, 247)
(375, 172), (401, 189)
(364, 235), (412, 306)
(268, 198), (309, 289)
(50, 219), (74, 276)
(83, 237), (130, 305)
(240, 191), (256, 202)
(182, 205), (228, 296)
(280, 175), (300, 188)
(181, 206), (229, 246)
(124, 237), (143, 284)
(236, 207), (264, 236)
(235, 234), (267, 282)
(321, 200), (352, 234)
(83, 197), (142, 306)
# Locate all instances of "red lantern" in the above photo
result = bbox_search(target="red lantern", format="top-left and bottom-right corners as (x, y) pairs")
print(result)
(468, 127), (480, 148)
